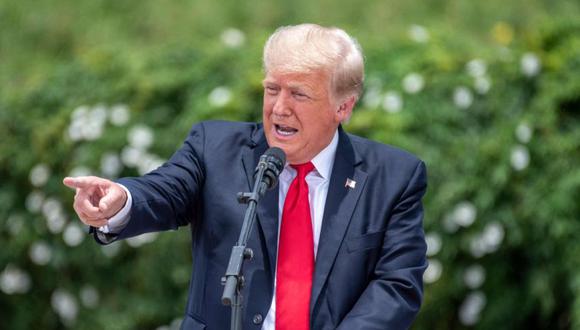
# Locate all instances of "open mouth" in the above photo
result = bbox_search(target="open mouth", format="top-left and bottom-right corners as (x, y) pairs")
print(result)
(275, 124), (298, 136)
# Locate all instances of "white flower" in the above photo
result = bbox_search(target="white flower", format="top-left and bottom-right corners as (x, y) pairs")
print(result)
(127, 232), (159, 248)
(80, 285), (100, 308)
(67, 121), (84, 141)
(425, 232), (442, 256)
(51, 289), (78, 326)
(101, 152), (123, 178)
(221, 28), (246, 48)
(474, 76), (491, 94)
(443, 213), (459, 233)
(137, 154), (164, 176)
(42, 197), (63, 220)
(26, 191), (45, 213)
(0, 264), (31, 294)
(423, 259), (442, 284)
(109, 104), (130, 126)
(82, 120), (104, 141)
(382, 91), (403, 113)
(121, 146), (143, 167)
(43, 198), (67, 234)
(30, 164), (51, 187)
(511, 145), (530, 171)
(156, 318), (182, 330)
(466, 59), (487, 78)
(170, 318), (183, 330)
(469, 222), (505, 257)
(464, 265), (486, 289)
(101, 243), (122, 258)
(68, 104), (108, 141)
(469, 236), (487, 258)
(71, 105), (89, 119)
(69, 166), (92, 177)
(6, 214), (24, 236)
(402, 73), (425, 94)
(453, 201), (477, 227)
(459, 291), (486, 326)
(515, 123), (533, 144)
(63, 223), (85, 247)
(521, 52), (541, 77)
(30, 241), (53, 265)
(128, 125), (154, 150)
(408, 25), (430, 43)
(47, 216), (67, 234)
(453, 86), (473, 109)
(208, 86), (232, 107)
(481, 222), (505, 253)
(89, 104), (108, 125)
(363, 87), (382, 108)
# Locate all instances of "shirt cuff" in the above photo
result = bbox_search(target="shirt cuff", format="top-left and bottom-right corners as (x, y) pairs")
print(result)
(98, 184), (132, 234)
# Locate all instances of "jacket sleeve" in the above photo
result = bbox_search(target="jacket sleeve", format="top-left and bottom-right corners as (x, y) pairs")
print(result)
(337, 161), (428, 330)
(94, 122), (207, 243)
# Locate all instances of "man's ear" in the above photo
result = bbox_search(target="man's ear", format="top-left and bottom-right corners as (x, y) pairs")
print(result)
(336, 95), (357, 122)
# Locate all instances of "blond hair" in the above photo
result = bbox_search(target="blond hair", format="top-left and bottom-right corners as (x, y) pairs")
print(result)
(263, 24), (364, 101)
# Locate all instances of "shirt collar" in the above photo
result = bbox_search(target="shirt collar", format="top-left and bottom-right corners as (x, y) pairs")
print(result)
(311, 130), (339, 179)
(283, 130), (338, 180)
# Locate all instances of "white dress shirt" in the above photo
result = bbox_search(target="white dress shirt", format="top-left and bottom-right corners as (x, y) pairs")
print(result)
(261, 130), (338, 329)
(100, 130), (339, 330)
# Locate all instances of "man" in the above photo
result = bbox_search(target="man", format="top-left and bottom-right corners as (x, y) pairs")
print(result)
(64, 24), (428, 329)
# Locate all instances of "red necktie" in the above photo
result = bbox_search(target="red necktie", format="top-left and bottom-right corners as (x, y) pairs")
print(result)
(276, 162), (315, 330)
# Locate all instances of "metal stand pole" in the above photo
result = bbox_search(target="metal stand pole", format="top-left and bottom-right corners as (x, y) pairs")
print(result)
(221, 163), (269, 330)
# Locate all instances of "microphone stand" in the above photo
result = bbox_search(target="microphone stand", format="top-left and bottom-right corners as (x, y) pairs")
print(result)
(221, 161), (270, 330)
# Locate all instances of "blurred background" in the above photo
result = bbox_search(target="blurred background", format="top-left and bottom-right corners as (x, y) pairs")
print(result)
(1, 0), (579, 329)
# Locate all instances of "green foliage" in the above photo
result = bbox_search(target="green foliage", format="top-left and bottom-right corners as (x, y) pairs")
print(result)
(1, 1), (579, 329)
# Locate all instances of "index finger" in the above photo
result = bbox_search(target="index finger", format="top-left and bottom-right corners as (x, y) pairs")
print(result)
(63, 176), (99, 190)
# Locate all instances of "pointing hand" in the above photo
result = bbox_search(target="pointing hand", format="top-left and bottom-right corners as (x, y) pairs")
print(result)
(63, 176), (127, 227)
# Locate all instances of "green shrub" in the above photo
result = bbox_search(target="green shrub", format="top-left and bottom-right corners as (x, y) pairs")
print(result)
(1, 3), (579, 329)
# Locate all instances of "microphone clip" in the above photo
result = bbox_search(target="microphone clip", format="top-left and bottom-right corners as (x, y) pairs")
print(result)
(236, 192), (255, 204)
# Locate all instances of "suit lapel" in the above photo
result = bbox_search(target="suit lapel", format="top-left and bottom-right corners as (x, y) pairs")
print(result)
(241, 125), (368, 312)
(241, 132), (279, 282)
(310, 128), (367, 314)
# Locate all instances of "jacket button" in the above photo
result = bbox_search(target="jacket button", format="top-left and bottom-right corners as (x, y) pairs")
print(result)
(252, 313), (263, 325)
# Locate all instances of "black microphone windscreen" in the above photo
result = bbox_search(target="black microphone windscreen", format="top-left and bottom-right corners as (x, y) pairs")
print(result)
(265, 147), (286, 166)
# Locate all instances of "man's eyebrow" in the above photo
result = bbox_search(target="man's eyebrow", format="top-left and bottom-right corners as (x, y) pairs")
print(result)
(262, 80), (278, 86)
(287, 81), (315, 91)
(262, 79), (316, 94)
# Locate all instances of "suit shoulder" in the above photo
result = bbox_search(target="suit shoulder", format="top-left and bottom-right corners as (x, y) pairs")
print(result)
(347, 133), (423, 168)
(187, 120), (262, 145)
(190, 120), (260, 135)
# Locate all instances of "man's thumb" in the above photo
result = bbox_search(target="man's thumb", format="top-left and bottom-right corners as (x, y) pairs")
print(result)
(98, 187), (125, 215)
(99, 200), (109, 213)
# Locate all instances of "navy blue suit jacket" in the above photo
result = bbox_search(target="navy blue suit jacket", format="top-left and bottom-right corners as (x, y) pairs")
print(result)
(104, 121), (427, 329)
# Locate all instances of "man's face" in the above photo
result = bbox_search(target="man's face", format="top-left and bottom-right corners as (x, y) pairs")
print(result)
(262, 70), (350, 164)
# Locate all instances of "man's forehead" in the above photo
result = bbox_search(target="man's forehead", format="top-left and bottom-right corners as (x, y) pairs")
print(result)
(263, 70), (329, 88)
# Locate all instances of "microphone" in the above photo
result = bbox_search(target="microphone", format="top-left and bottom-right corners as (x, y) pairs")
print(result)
(254, 147), (286, 191)
(223, 147), (286, 314)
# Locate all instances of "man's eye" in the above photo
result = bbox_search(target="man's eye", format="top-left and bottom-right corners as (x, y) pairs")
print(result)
(265, 87), (278, 94)
(293, 92), (309, 100)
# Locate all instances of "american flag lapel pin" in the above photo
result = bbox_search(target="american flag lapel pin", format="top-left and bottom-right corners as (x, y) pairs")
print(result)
(345, 178), (356, 189)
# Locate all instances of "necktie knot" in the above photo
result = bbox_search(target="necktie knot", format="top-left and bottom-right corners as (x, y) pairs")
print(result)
(291, 162), (315, 179)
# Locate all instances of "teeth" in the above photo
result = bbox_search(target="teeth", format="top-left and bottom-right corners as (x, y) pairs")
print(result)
(277, 128), (294, 136)
(276, 125), (297, 136)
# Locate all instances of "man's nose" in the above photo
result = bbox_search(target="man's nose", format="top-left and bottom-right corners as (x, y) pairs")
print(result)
(272, 92), (292, 116)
